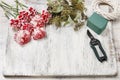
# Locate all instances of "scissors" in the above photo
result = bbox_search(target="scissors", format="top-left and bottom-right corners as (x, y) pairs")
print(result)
(87, 30), (107, 62)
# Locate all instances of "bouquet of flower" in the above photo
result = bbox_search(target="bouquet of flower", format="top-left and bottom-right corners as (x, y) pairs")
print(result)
(0, 0), (51, 45)
(11, 8), (51, 45)
(0, 0), (87, 45)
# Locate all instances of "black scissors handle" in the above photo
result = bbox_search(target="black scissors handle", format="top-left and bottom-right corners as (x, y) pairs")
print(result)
(90, 40), (107, 62)
(87, 30), (107, 62)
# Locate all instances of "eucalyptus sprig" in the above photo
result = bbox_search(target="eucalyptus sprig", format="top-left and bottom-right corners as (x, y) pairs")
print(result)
(0, 0), (28, 19)
(47, 0), (87, 31)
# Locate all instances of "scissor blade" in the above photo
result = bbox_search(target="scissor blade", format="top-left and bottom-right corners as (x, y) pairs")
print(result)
(87, 30), (94, 39)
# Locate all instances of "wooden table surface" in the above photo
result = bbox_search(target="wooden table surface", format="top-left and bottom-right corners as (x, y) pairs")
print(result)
(0, 0), (120, 80)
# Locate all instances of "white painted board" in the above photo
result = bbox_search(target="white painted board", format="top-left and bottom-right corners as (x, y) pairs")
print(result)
(2, 0), (117, 77)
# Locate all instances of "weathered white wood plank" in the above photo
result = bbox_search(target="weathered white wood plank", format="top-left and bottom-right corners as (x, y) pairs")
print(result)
(2, 0), (117, 77)
(4, 24), (116, 76)
(3, 22), (117, 76)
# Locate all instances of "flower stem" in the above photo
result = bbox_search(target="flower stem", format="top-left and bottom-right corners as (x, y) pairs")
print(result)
(14, 0), (28, 8)
(0, 0), (28, 19)
(0, 4), (9, 19)
(1, 3), (17, 18)
(1, 1), (13, 8)
(15, 0), (19, 16)
(5, 13), (10, 19)
(0, 3), (18, 12)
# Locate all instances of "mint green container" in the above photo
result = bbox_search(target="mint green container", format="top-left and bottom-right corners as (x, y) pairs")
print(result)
(87, 12), (108, 34)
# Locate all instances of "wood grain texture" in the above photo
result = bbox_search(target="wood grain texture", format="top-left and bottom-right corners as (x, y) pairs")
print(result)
(0, 0), (120, 80)
(1, 0), (117, 77)
(4, 25), (117, 76)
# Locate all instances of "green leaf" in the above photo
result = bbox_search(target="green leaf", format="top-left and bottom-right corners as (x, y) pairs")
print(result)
(70, 0), (78, 6)
(78, 0), (84, 3)
(63, 20), (70, 26)
(74, 12), (81, 21)
(52, 6), (63, 13)
(47, 0), (87, 31)
(75, 2), (85, 12)
(70, 11), (77, 20)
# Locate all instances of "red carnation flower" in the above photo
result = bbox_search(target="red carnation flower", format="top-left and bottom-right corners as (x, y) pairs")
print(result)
(32, 27), (46, 40)
(29, 7), (37, 17)
(21, 23), (34, 34)
(14, 30), (31, 45)
(10, 7), (51, 45)
(10, 19), (21, 31)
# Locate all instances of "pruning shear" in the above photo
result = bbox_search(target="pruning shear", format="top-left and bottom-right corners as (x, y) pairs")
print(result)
(87, 30), (107, 62)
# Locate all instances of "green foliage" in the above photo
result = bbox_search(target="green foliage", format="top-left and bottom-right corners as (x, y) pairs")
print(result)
(47, 0), (87, 31)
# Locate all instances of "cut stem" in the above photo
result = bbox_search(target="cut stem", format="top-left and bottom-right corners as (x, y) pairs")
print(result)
(15, 0), (19, 15)
(0, 0), (28, 19)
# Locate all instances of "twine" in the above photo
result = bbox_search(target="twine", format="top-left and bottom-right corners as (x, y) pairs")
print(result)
(92, 0), (120, 20)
